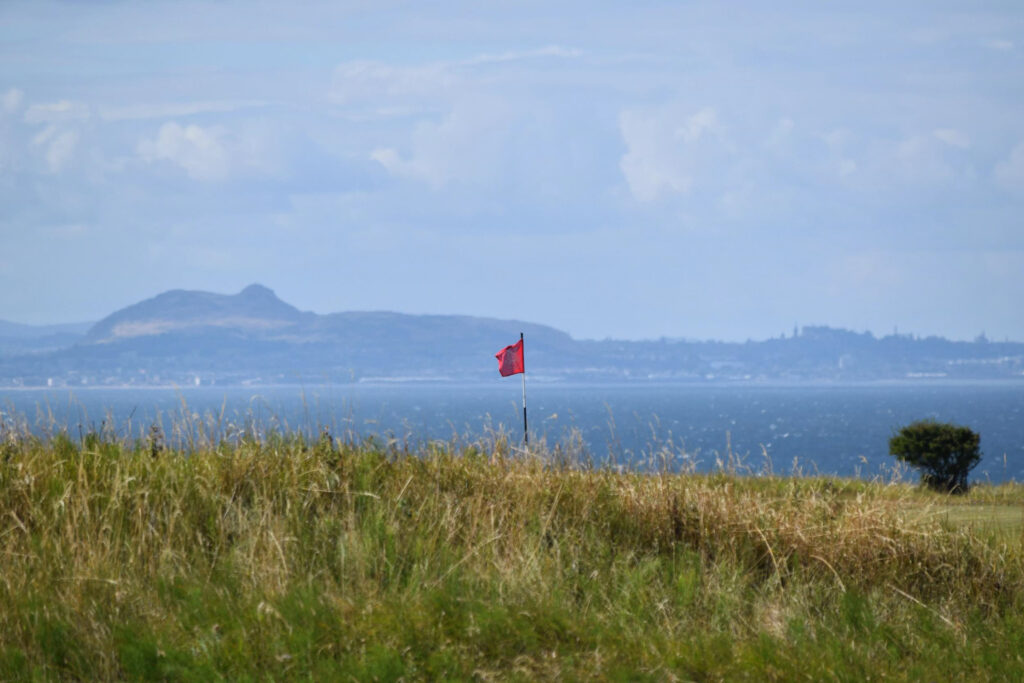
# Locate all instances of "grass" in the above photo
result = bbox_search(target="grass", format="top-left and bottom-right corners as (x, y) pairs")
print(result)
(1, 423), (1024, 680)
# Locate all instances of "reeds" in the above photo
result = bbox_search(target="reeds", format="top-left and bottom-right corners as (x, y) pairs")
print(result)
(1, 416), (1022, 680)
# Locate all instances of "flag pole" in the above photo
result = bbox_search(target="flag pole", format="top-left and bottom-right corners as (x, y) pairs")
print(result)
(520, 332), (528, 446)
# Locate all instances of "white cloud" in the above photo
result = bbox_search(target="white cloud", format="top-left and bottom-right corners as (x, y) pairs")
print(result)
(342, 48), (590, 194)
(837, 158), (858, 177)
(462, 45), (582, 66)
(31, 125), (57, 147)
(330, 46), (580, 116)
(370, 147), (432, 184)
(895, 135), (954, 183)
(331, 61), (455, 108)
(30, 124), (78, 173)
(985, 39), (1014, 51)
(820, 128), (853, 150)
(765, 117), (795, 149)
(674, 107), (720, 143)
(933, 128), (970, 149)
(138, 122), (229, 181)
(817, 128), (859, 179)
(23, 100), (89, 124)
(827, 131), (969, 190)
(136, 120), (282, 181)
(619, 106), (725, 202)
(994, 142), (1024, 192)
(98, 100), (268, 122)
(2, 88), (23, 113)
(369, 98), (515, 189)
(45, 130), (78, 173)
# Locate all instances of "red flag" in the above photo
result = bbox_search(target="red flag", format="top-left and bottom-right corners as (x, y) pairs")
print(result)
(495, 339), (524, 377)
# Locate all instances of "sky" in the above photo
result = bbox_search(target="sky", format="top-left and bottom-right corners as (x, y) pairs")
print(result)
(1, 1), (1023, 342)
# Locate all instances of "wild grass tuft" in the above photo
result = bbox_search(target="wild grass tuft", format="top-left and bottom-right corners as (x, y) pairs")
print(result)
(1, 417), (1023, 679)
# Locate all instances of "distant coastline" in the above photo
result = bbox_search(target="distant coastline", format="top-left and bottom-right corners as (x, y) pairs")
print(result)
(3, 285), (1024, 386)
(3, 377), (1024, 391)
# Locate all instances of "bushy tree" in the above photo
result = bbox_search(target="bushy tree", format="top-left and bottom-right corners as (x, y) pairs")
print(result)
(889, 420), (981, 493)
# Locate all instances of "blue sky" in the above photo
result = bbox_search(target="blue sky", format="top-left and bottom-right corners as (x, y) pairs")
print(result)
(1, 1), (1023, 341)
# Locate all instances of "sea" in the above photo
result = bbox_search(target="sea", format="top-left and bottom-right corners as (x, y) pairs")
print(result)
(2, 382), (1023, 483)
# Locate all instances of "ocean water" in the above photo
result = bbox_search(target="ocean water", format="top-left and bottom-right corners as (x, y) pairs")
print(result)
(2, 382), (1023, 482)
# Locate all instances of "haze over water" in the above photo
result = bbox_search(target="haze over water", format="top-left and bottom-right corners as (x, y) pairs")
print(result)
(4, 383), (1023, 483)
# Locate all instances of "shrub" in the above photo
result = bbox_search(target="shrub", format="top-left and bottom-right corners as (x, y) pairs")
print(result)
(889, 420), (981, 493)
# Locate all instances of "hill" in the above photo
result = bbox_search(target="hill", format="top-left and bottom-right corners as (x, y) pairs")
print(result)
(0, 285), (1022, 386)
(82, 284), (310, 344)
(2, 285), (581, 386)
(0, 319), (93, 357)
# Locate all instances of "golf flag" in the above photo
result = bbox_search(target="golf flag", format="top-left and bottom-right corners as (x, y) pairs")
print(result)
(495, 338), (524, 377)
(496, 333), (529, 445)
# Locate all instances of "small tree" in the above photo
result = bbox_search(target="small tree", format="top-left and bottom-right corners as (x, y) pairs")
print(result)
(889, 419), (981, 493)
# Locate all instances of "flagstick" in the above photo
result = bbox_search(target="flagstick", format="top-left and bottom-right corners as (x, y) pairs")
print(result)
(520, 332), (528, 446)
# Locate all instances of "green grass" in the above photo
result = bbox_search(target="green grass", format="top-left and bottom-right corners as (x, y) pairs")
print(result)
(1, 427), (1024, 680)
(919, 503), (1024, 543)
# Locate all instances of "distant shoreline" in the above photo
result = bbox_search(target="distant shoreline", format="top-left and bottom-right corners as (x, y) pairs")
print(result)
(3, 377), (1024, 392)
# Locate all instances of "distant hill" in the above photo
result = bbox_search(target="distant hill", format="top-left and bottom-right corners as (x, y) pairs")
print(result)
(0, 285), (1022, 386)
(7, 284), (580, 385)
(0, 319), (93, 356)
(82, 284), (310, 344)
(0, 320), (93, 339)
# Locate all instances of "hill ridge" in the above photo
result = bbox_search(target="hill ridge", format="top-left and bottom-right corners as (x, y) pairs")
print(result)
(1, 285), (1023, 386)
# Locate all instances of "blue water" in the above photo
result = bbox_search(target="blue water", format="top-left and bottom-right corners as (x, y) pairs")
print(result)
(2, 382), (1023, 482)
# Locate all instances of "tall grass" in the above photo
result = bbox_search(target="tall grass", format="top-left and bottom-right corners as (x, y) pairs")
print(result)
(1, 417), (1023, 680)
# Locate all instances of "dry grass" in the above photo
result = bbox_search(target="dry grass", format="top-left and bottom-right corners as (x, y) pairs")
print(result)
(1, 422), (1023, 680)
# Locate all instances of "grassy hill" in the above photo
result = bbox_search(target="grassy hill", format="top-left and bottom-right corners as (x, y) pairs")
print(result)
(1, 424), (1023, 680)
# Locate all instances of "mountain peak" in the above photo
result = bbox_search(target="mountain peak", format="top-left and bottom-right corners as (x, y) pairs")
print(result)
(82, 284), (305, 344)
(238, 283), (276, 299)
